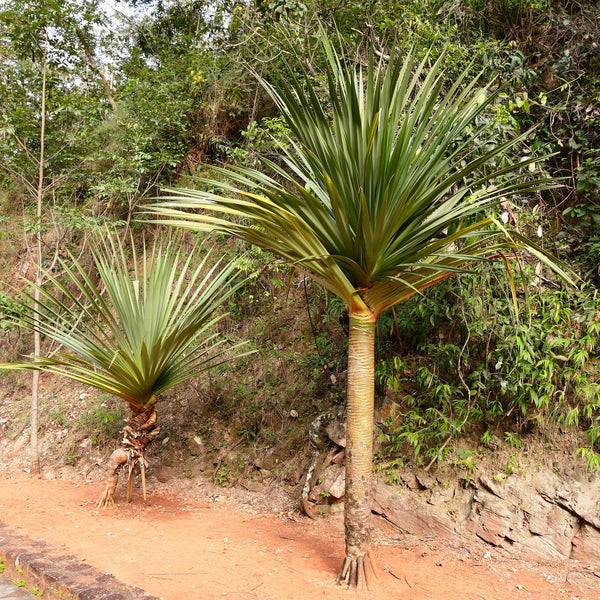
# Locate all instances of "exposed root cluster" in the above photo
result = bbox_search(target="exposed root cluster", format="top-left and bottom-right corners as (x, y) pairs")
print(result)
(96, 407), (160, 510)
(337, 551), (379, 590)
(96, 447), (128, 510)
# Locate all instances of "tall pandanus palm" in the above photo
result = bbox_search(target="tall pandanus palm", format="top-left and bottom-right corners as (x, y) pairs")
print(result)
(149, 39), (570, 587)
(1, 235), (249, 508)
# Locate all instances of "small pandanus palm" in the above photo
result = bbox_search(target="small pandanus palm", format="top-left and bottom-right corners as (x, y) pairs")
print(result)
(1, 235), (249, 508)
(150, 39), (570, 587)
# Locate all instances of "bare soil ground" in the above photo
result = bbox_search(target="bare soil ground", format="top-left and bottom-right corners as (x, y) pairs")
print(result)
(0, 473), (598, 600)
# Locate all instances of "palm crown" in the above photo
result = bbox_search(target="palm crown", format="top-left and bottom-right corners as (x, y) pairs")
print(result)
(4, 235), (248, 412)
(152, 41), (567, 317)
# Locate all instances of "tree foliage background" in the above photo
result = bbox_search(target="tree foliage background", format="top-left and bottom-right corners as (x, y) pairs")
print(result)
(1, 0), (600, 473)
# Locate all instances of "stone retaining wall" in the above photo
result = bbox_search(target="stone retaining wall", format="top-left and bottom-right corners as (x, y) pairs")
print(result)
(0, 523), (161, 600)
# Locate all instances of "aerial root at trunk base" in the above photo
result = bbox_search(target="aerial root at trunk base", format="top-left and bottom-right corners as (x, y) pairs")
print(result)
(96, 407), (159, 509)
(96, 447), (128, 509)
(337, 551), (379, 590)
(96, 473), (118, 510)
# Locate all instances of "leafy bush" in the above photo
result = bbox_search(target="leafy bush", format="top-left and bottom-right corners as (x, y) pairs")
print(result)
(377, 268), (600, 469)
(77, 400), (126, 448)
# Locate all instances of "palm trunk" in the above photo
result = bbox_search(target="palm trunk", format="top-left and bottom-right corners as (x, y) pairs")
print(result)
(96, 405), (160, 510)
(337, 310), (378, 589)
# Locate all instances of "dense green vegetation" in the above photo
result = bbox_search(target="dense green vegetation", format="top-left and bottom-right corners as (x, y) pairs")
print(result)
(150, 30), (580, 583)
(1, 0), (600, 485)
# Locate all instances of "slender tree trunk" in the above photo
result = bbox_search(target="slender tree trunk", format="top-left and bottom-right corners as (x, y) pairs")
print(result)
(337, 310), (378, 589)
(30, 34), (48, 475)
(83, 47), (117, 114)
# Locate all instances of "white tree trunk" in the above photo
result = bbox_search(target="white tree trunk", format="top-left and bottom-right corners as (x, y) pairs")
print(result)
(30, 33), (48, 474)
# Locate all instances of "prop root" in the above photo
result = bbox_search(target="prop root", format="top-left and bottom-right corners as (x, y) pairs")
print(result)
(96, 448), (128, 510)
(96, 407), (159, 509)
(337, 551), (379, 590)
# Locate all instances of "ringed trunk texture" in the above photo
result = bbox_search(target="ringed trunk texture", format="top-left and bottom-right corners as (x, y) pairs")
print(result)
(337, 310), (378, 589)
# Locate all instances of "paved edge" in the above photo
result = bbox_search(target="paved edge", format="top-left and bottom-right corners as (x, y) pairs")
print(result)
(0, 521), (162, 600)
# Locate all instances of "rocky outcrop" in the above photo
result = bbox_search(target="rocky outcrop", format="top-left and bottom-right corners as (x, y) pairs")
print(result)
(371, 482), (457, 540)
(372, 468), (600, 565)
(468, 470), (600, 563)
(309, 463), (345, 501)
(301, 415), (600, 565)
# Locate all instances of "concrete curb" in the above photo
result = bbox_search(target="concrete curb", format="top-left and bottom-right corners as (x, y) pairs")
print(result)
(0, 522), (161, 600)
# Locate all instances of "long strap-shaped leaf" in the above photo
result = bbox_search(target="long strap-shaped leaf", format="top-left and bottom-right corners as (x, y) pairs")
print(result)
(149, 35), (572, 318)
(1, 235), (252, 411)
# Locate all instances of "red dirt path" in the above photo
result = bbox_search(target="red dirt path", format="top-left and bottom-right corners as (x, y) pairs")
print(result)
(0, 473), (597, 600)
